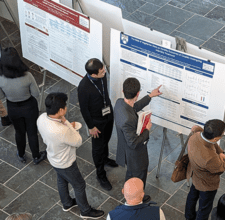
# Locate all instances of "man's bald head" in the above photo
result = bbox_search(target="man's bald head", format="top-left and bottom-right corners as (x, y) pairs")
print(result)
(123, 178), (144, 205)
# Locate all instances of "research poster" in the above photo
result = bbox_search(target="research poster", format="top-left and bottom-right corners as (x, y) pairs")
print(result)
(110, 29), (225, 135)
(18, 0), (102, 86)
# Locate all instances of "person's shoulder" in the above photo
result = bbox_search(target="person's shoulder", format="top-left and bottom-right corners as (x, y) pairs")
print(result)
(78, 75), (90, 89)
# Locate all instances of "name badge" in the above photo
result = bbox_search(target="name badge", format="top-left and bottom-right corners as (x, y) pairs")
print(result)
(102, 106), (111, 116)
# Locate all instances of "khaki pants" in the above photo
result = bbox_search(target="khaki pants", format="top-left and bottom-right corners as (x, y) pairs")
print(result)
(0, 100), (7, 117)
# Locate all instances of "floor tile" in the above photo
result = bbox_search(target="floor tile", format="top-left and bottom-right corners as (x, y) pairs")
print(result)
(205, 6), (225, 25)
(161, 204), (186, 220)
(138, 3), (160, 15)
(0, 37), (13, 48)
(145, 182), (171, 206)
(3, 181), (59, 219)
(202, 38), (225, 56)
(210, 0), (225, 7)
(0, 138), (32, 170)
(0, 125), (16, 145)
(144, 0), (170, 7)
(99, 198), (122, 218)
(0, 184), (18, 209)
(77, 141), (94, 165)
(169, 0), (192, 8)
(121, 10), (131, 19)
(0, 162), (19, 184)
(219, 177), (225, 192)
(170, 30), (205, 46)
(1, 19), (18, 35)
(213, 27), (225, 42)
(183, 0), (216, 16)
(69, 87), (80, 107)
(9, 30), (21, 47)
(148, 18), (178, 35)
(167, 189), (188, 213)
(25, 134), (47, 155)
(146, 160), (185, 194)
(165, 144), (184, 164)
(85, 165), (126, 201)
(5, 161), (52, 194)
(153, 4), (193, 25)
(126, 10), (157, 27)
(0, 210), (8, 219)
(177, 15), (223, 41)
(181, 178), (192, 193)
(0, 16), (5, 22)
(221, 171), (225, 179)
(119, 0), (146, 13)
(39, 204), (81, 219)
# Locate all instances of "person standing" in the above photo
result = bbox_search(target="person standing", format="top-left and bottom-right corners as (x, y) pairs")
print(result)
(185, 120), (225, 220)
(0, 47), (46, 164)
(78, 58), (118, 191)
(114, 77), (162, 203)
(37, 92), (104, 219)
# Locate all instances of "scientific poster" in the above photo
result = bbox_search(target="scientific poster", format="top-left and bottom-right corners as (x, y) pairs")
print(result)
(18, 0), (102, 86)
(110, 29), (225, 135)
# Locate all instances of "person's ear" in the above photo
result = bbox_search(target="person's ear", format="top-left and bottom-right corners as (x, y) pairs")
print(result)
(91, 74), (98, 78)
(122, 188), (124, 195)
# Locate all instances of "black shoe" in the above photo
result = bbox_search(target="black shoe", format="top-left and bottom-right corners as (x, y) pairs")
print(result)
(80, 208), (104, 219)
(62, 198), (78, 212)
(17, 152), (26, 163)
(104, 158), (118, 168)
(143, 195), (151, 203)
(97, 176), (112, 191)
(1, 115), (12, 126)
(33, 151), (47, 165)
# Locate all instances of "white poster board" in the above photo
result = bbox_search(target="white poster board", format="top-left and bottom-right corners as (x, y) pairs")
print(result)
(17, 0), (102, 86)
(110, 29), (225, 135)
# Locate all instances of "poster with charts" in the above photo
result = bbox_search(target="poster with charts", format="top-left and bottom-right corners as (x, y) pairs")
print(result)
(17, 0), (102, 86)
(110, 28), (225, 135)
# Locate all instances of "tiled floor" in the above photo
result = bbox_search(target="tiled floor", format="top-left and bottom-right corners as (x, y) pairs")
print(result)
(1, 1), (225, 219)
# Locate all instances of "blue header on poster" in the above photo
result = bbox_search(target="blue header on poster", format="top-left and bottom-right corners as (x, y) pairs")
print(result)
(120, 33), (215, 76)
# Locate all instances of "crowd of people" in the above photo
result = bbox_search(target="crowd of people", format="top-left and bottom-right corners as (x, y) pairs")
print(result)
(0, 46), (225, 220)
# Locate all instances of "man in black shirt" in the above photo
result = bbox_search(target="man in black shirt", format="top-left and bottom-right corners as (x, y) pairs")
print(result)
(78, 58), (118, 191)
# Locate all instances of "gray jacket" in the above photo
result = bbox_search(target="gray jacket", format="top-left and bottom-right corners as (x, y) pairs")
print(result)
(114, 95), (151, 171)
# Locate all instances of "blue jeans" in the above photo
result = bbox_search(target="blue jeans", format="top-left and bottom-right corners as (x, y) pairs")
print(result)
(53, 160), (91, 213)
(185, 184), (217, 220)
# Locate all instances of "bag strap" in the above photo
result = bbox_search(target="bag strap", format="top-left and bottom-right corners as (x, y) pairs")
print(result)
(177, 131), (194, 161)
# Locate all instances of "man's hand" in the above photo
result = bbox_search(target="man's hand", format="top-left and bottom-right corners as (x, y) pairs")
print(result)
(60, 116), (66, 124)
(146, 119), (152, 131)
(71, 122), (76, 128)
(149, 85), (162, 98)
(219, 153), (225, 162)
(89, 127), (101, 138)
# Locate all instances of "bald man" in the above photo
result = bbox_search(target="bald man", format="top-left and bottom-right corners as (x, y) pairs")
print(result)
(107, 178), (165, 220)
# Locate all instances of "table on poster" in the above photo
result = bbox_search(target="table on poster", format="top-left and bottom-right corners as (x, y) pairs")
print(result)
(17, 0), (102, 86)
(110, 29), (225, 136)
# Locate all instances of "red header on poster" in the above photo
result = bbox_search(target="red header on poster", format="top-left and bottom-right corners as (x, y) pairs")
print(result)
(24, 0), (90, 33)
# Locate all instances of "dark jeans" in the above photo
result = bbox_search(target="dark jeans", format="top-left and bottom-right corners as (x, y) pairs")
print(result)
(125, 169), (148, 189)
(185, 184), (217, 220)
(92, 117), (113, 178)
(7, 96), (40, 158)
(53, 160), (91, 214)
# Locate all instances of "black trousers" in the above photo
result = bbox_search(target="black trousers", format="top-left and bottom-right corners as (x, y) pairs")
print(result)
(92, 117), (114, 178)
(125, 169), (148, 189)
(185, 184), (217, 220)
(7, 96), (40, 158)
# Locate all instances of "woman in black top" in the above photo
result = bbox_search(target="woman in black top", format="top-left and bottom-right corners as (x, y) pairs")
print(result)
(211, 194), (225, 220)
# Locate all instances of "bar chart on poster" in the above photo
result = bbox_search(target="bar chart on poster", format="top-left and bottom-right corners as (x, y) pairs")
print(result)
(17, 0), (102, 86)
(110, 28), (225, 135)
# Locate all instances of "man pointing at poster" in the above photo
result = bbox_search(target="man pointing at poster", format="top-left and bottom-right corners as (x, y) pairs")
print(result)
(114, 77), (162, 203)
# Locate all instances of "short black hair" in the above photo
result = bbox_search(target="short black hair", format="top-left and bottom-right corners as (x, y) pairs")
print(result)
(203, 119), (225, 140)
(45, 93), (68, 115)
(123, 77), (140, 99)
(85, 58), (103, 75)
(215, 194), (225, 220)
(0, 47), (29, 78)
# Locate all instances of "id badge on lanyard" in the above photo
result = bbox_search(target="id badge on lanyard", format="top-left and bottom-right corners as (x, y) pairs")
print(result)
(102, 106), (111, 116)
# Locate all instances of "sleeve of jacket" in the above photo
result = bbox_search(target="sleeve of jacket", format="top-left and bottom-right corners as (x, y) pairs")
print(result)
(133, 95), (151, 113)
(122, 118), (149, 150)
(0, 88), (5, 99)
(214, 144), (224, 154)
(206, 155), (225, 174)
(78, 83), (95, 129)
(28, 72), (40, 98)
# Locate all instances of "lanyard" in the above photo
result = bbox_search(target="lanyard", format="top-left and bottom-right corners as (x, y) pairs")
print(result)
(88, 76), (107, 107)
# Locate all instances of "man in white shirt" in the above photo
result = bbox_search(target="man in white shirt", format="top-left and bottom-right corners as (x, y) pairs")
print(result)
(107, 178), (166, 220)
(37, 92), (104, 219)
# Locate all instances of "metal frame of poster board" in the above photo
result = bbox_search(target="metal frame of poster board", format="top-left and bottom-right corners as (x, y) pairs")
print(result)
(110, 28), (225, 178)
(17, 0), (102, 115)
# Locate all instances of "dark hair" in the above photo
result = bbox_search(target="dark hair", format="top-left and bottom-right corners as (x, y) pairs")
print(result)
(123, 77), (140, 99)
(85, 58), (103, 75)
(215, 194), (225, 220)
(45, 93), (68, 115)
(203, 119), (225, 140)
(0, 47), (29, 78)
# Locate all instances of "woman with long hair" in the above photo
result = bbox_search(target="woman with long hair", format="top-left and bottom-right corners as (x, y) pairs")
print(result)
(0, 47), (46, 164)
(211, 194), (225, 220)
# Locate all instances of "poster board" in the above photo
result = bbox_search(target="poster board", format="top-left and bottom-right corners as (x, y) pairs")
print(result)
(110, 28), (225, 135)
(17, 0), (102, 86)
